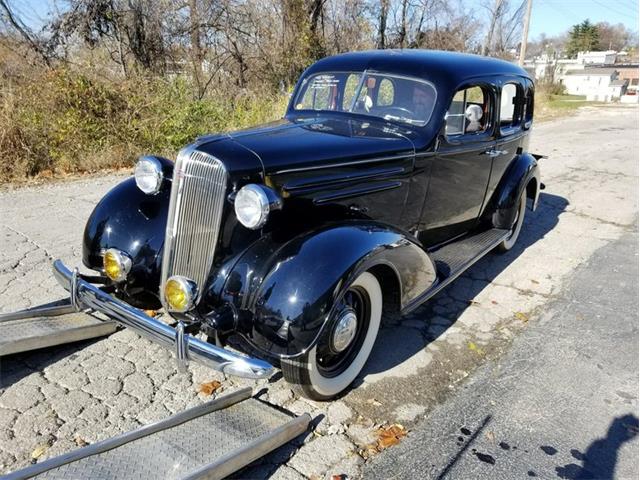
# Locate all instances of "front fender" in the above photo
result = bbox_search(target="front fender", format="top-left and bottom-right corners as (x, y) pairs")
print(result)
(219, 222), (436, 358)
(83, 171), (171, 308)
(489, 152), (540, 229)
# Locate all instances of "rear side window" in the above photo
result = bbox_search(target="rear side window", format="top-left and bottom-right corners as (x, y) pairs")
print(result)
(445, 85), (491, 136)
(500, 82), (524, 132)
(523, 81), (534, 128)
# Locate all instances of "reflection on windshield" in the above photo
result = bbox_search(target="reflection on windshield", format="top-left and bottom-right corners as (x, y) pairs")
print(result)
(293, 71), (437, 127)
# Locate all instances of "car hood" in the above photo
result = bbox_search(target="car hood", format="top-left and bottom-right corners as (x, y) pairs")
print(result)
(197, 116), (416, 177)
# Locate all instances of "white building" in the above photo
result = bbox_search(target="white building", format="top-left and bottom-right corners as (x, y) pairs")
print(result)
(576, 50), (617, 65)
(560, 68), (628, 101)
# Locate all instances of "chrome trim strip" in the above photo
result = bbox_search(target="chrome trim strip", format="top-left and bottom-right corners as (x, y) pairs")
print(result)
(3, 388), (254, 480)
(161, 146), (228, 310)
(312, 180), (402, 204)
(282, 166), (406, 192)
(273, 151), (414, 175)
(53, 260), (274, 379)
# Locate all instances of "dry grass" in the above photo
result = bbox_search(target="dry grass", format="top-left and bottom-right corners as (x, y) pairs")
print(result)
(0, 68), (288, 184)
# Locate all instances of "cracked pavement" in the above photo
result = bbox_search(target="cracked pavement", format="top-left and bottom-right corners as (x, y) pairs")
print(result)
(0, 105), (637, 479)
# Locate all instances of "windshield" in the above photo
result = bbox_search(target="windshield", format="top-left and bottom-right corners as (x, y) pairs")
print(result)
(293, 71), (437, 127)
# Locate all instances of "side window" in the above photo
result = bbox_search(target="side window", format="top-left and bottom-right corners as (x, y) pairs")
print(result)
(377, 78), (394, 106)
(500, 82), (523, 132)
(445, 85), (490, 136)
(342, 73), (362, 110)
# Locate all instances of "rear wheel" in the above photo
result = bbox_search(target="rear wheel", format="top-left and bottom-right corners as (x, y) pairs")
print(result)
(281, 271), (382, 400)
(497, 189), (527, 252)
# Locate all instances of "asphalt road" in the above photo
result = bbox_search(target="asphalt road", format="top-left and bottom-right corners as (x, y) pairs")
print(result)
(0, 105), (638, 478)
(365, 229), (639, 479)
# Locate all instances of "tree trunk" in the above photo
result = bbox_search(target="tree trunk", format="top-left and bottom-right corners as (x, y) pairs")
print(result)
(189, 0), (205, 98)
(482, 0), (503, 56)
(377, 0), (389, 49)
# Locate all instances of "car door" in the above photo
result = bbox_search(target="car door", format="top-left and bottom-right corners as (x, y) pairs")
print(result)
(418, 82), (497, 247)
(484, 77), (528, 201)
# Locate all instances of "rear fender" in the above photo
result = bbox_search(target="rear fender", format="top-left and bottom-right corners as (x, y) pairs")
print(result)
(218, 222), (437, 358)
(488, 152), (540, 229)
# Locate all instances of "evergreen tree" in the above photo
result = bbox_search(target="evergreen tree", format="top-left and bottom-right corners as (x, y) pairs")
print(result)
(566, 20), (600, 57)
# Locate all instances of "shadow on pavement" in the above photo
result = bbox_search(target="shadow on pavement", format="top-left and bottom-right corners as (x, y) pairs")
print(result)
(356, 191), (569, 381)
(555, 414), (639, 480)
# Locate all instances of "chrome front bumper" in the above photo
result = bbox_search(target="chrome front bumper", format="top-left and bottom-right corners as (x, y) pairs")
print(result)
(52, 260), (274, 379)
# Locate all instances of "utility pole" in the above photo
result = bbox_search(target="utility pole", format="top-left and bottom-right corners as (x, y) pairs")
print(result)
(519, 0), (533, 65)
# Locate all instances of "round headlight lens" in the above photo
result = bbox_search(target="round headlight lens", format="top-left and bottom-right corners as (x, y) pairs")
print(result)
(103, 249), (131, 282)
(164, 276), (197, 312)
(134, 156), (163, 195)
(234, 184), (271, 229)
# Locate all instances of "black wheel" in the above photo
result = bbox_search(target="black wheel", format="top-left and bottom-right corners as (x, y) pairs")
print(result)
(497, 189), (527, 252)
(281, 271), (382, 400)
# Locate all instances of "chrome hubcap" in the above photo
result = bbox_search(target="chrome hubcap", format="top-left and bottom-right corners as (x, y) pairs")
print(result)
(332, 310), (358, 353)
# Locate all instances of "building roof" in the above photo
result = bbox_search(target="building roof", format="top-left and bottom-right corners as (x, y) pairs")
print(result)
(610, 79), (628, 86)
(564, 68), (618, 76)
(304, 50), (531, 87)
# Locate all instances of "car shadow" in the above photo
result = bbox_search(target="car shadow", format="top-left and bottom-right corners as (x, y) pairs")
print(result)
(354, 191), (569, 383)
(0, 337), (102, 388)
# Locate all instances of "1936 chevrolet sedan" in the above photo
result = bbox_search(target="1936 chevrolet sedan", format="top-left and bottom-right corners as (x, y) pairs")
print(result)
(4, 50), (542, 400)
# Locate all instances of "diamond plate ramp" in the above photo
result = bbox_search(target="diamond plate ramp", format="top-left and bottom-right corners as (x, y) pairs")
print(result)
(4, 387), (311, 480)
(0, 313), (117, 356)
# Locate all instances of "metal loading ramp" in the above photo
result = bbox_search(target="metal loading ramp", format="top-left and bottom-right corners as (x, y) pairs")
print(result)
(0, 301), (117, 356)
(4, 388), (311, 480)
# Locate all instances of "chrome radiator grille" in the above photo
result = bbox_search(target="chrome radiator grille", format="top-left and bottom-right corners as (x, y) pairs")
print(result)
(161, 147), (227, 309)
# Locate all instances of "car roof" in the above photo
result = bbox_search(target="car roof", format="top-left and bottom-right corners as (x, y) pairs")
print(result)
(304, 49), (531, 86)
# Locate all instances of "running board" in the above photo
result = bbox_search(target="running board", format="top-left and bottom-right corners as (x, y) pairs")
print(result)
(4, 387), (311, 480)
(403, 228), (510, 314)
(0, 301), (117, 356)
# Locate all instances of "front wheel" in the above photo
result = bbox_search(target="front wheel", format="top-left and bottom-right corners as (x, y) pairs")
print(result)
(497, 189), (527, 252)
(281, 271), (382, 400)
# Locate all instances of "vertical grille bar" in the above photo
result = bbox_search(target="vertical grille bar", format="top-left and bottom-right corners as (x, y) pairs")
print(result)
(160, 147), (228, 310)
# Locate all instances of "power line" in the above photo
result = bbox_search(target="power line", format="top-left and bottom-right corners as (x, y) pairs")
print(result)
(590, 0), (637, 19)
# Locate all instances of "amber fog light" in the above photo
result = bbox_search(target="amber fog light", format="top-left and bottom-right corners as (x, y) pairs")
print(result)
(165, 276), (198, 312)
(103, 249), (131, 282)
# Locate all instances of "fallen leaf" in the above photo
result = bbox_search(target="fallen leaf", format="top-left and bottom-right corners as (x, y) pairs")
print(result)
(143, 310), (158, 317)
(491, 300), (498, 305)
(74, 436), (88, 447)
(376, 424), (407, 449)
(467, 342), (485, 355)
(31, 444), (48, 460)
(198, 380), (222, 396)
(485, 430), (495, 443)
(366, 398), (382, 407)
(531, 279), (540, 284)
(515, 312), (529, 322)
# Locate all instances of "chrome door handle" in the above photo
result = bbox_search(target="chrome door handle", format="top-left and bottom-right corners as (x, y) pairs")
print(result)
(484, 149), (507, 158)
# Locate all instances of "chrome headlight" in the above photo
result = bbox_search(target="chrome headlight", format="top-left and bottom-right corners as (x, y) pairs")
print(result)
(234, 184), (282, 229)
(134, 156), (164, 195)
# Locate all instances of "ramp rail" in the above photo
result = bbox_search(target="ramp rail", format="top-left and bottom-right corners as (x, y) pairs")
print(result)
(3, 387), (310, 480)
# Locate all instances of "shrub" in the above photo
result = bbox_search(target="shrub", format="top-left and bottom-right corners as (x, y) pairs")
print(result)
(0, 69), (288, 182)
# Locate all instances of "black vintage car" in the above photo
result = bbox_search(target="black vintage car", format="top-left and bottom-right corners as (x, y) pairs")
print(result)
(4, 50), (541, 400)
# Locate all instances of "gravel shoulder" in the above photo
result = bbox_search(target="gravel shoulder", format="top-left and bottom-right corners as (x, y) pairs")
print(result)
(0, 105), (637, 478)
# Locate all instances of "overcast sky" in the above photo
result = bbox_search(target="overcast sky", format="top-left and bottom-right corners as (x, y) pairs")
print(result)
(12, 0), (640, 43)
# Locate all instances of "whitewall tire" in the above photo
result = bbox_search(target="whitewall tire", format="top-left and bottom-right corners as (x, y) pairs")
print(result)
(281, 271), (382, 400)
